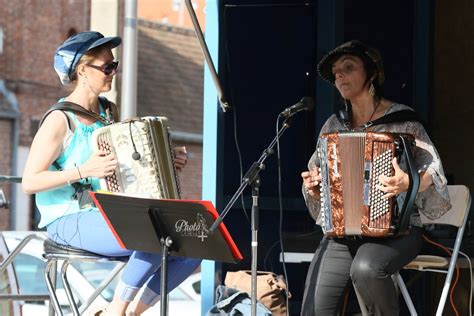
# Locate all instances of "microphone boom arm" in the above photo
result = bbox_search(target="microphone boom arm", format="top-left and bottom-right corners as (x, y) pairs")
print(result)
(184, 0), (230, 112)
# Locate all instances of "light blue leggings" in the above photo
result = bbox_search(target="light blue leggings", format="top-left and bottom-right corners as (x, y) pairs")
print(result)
(47, 209), (201, 305)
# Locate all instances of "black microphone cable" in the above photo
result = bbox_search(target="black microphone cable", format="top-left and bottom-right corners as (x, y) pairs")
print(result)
(224, 5), (250, 224)
(275, 114), (291, 315)
(128, 120), (141, 161)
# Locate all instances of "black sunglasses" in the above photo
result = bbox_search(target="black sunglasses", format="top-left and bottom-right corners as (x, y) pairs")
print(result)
(86, 61), (119, 75)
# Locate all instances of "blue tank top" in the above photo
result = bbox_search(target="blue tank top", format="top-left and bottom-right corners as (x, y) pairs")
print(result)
(36, 100), (109, 228)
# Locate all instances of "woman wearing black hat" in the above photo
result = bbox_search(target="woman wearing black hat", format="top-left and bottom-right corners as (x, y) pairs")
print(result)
(22, 31), (200, 315)
(300, 40), (450, 315)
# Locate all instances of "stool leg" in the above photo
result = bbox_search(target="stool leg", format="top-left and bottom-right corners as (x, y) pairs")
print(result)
(49, 260), (58, 316)
(78, 262), (126, 314)
(61, 260), (80, 316)
(393, 273), (417, 316)
(44, 259), (63, 316)
(48, 301), (55, 316)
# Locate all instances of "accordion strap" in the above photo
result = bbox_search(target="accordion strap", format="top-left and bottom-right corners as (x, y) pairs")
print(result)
(337, 109), (423, 129)
(39, 97), (116, 128)
(395, 135), (421, 234)
(364, 110), (422, 128)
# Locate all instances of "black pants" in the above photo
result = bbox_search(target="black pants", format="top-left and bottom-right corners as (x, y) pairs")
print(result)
(300, 228), (423, 316)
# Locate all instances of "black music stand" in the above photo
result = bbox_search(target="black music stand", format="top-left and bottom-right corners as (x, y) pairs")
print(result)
(90, 192), (242, 316)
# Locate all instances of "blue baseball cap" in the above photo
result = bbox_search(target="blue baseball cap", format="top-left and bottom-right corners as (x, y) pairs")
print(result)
(54, 31), (122, 85)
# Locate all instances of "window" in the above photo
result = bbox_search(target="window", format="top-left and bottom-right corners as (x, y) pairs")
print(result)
(13, 254), (48, 295)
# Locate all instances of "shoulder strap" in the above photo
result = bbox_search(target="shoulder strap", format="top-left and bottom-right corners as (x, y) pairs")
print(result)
(98, 96), (119, 122)
(39, 101), (109, 127)
(336, 109), (422, 129)
(365, 110), (422, 128)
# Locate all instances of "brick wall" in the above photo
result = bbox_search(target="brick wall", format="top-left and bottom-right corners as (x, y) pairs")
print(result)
(174, 141), (203, 200)
(0, 120), (12, 175)
(0, 0), (91, 145)
(0, 0), (91, 228)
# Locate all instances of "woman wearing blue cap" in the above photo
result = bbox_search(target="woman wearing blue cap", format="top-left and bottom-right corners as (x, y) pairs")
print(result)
(22, 31), (200, 315)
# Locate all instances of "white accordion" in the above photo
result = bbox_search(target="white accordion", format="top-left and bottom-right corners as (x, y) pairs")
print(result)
(91, 116), (181, 199)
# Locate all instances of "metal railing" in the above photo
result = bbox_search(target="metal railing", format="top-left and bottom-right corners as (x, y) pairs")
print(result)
(0, 175), (52, 314)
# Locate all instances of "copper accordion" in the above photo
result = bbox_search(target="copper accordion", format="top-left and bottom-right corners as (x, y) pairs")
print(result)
(91, 116), (180, 199)
(317, 131), (418, 238)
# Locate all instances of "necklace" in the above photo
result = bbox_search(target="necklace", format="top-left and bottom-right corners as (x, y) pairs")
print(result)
(350, 99), (381, 131)
(366, 99), (380, 123)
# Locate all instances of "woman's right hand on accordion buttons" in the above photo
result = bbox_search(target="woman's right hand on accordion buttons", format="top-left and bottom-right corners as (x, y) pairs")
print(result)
(301, 168), (321, 198)
(173, 146), (188, 171)
(81, 150), (118, 178)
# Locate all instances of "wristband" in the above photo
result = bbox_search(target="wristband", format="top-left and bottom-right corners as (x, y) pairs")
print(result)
(64, 171), (72, 185)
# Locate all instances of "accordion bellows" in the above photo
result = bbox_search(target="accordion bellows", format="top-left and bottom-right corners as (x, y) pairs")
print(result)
(318, 131), (414, 237)
(91, 117), (180, 199)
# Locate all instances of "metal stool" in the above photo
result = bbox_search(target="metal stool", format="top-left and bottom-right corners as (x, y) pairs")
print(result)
(0, 232), (51, 314)
(43, 238), (128, 316)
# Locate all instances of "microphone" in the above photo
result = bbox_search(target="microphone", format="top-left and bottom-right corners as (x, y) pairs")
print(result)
(280, 97), (314, 118)
(132, 151), (141, 161)
(128, 121), (141, 161)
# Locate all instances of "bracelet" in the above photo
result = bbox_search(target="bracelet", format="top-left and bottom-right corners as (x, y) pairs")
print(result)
(64, 171), (72, 186)
(77, 166), (83, 179)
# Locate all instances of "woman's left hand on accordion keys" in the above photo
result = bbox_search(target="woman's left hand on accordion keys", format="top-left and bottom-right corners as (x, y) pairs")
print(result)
(376, 157), (409, 199)
(173, 146), (188, 171)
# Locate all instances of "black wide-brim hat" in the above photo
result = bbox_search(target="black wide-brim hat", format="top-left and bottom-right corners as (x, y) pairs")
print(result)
(317, 40), (385, 86)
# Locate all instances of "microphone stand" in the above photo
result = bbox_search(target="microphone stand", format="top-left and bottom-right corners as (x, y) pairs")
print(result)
(209, 115), (292, 316)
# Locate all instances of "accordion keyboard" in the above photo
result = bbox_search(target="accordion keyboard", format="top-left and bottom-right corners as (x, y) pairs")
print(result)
(369, 148), (393, 222)
(92, 117), (180, 199)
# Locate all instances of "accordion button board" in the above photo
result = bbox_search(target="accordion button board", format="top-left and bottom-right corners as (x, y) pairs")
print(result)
(91, 116), (181, 199)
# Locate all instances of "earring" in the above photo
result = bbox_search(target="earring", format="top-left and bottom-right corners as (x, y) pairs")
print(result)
(344, 99), (349, 112)
(368, 82), (376, 97)
(82, 75), (88, 87)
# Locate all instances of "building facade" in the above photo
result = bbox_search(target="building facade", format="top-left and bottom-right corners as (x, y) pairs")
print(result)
(138, 0), (206, 29)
